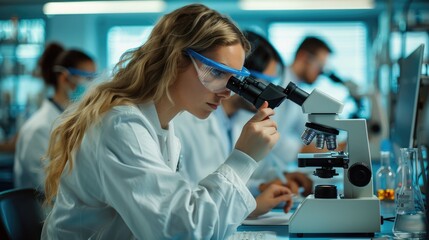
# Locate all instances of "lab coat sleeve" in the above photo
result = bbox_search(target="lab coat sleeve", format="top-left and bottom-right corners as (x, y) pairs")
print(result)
(14, 126), (49, 190)
(98, 114), (257, 240)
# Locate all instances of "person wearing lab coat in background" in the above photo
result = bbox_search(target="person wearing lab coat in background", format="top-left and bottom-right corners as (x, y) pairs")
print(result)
(175, 31), (311, 214)
(272, 36), (334, 161)
(230, 36), (333, 196)
(258, 37), (347, 193)
(42, 4), (292, 239)
(14, 42), (97, 191)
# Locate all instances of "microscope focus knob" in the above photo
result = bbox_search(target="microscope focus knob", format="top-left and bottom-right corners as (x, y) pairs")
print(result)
(347, 163), (371, 187)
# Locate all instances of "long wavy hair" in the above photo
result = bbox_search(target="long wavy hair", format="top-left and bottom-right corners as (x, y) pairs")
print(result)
(44, 4), (250, 203)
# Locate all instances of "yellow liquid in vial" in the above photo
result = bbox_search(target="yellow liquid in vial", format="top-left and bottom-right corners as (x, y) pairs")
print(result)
(377, 189), (395, 200)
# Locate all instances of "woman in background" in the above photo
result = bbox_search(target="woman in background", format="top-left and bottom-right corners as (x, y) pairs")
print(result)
(14, 42), (96, 191)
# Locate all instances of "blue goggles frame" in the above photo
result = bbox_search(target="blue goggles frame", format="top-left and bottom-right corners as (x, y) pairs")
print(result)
(249, 70), (281, 84)
(67, 68), (98, 79)
(186, 49), (250, 78)
(54, 65), (97, 79)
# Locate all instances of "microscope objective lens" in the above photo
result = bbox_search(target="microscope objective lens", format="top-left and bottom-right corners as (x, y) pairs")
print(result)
(325, 134), (337, 150)
(316, 134), (325, 149)
(301, 128), (317, 145)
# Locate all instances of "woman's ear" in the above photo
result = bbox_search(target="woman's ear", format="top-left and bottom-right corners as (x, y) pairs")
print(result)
(57, 71), (67, 83)
(57, 71), (72, 90)
(177, 53), (191, 69)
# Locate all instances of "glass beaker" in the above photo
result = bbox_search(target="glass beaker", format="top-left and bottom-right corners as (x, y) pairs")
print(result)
(393, 148), (427, 238)
(375, 151), (395, 200)
(395, 152), (404, 205)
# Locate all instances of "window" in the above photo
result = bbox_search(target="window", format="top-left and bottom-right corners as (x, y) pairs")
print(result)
(269, 22), (368, 117)
(0, 19), (45, 135)
(107, 26), (153, 69)
(390, 32), (428, 62)
(388, 32), (428, 92)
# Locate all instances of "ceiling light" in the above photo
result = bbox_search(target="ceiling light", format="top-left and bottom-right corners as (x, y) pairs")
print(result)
(240, 0), (374, 11)
(43, 1), (165, 15)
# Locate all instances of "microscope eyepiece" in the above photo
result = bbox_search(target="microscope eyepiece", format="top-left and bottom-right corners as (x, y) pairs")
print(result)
(226, 76), (312, 110)
(226, 76), (268, 108)
(225, 76), (243, 94)
(226, 76), (287, 109)
(284, 82), (309, 106)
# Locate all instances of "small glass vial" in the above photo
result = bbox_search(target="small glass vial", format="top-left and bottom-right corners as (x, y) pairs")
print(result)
(393, 148), (427, 238)
(375, 151), (395, 200)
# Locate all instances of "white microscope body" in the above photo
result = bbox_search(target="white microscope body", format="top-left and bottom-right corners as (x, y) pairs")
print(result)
(225, 77), (381, 236)
(288, 88), (381, 236)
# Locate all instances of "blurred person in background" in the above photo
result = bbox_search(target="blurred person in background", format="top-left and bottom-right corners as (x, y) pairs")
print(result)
(14, 42), (96, 191)
(259, 36), (348, 193)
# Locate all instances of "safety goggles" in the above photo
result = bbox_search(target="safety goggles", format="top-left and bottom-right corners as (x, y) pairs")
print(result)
(54, 66), (98, 84)
(186, 49), (250, 93)
(249, 70), (281, 85)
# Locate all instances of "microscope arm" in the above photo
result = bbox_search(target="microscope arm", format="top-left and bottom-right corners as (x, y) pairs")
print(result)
(302, 87), (374, 198)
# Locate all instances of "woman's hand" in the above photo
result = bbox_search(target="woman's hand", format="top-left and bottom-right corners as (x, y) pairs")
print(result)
(248, 184), (293, 218)
(235, 101), (279, 162)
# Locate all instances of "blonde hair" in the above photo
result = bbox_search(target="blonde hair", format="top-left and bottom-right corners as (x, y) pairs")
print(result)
(44, 4), (250, 203)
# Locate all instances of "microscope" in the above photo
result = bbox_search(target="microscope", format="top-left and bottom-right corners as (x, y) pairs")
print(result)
(227, 77), (381, 236)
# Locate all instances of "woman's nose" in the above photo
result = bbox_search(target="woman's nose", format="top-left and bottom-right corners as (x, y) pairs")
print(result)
(216, 88), (231, 98)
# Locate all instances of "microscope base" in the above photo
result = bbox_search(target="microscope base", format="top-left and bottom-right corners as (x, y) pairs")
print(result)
(289, 195), (380, 234)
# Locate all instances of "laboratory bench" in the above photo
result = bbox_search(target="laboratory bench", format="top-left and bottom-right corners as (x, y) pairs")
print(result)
(237, 200), (397, 240)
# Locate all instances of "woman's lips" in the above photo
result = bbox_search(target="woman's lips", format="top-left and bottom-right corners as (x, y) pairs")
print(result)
(207, 103), (219, 110)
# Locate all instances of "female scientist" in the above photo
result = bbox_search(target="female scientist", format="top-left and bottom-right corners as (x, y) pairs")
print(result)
(175, 30), (300, 217)
(42, 4), (281, 240)
(14, 43), (96, 190)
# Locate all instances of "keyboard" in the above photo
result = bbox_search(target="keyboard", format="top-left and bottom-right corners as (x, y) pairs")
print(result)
(228, 231), (277, 240)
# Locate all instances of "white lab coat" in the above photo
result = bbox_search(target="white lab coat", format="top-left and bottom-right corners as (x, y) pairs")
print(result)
(14, 99), (62, 190)
(42, 102), (258, 240)
(175, 109), (277, 196)
(175, 111), (228, 184)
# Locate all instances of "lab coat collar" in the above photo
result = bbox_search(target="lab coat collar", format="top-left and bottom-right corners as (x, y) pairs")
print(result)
(137, 101), (181, 172)
(47, 98), (64, 113)
(213, 106), (232, 134)
(213, 106), (232, 155)
(137, 101), (169, 136)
